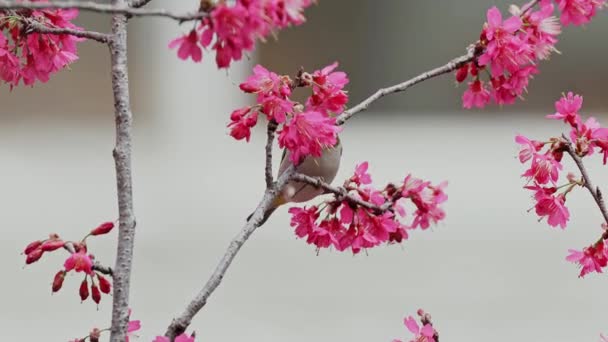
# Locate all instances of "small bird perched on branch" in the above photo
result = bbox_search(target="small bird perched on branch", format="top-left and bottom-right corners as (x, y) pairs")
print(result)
(247, 137), (342, 225)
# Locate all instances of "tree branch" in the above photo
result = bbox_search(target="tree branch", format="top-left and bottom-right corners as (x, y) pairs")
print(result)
(336, 49), (475, 125)
(265, 120), (278, 189)
(564, 137), (608, 225)
(165, 165), (296, 340)
(21, 18), (111, 43)
(107, 1), (137, 341)
(291, 173), (387, 212)
(0, 1), (207, 21)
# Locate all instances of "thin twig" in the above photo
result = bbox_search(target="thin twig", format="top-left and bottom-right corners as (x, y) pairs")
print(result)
(265, 120), (278, 189)
(563, 136), (608, 224)
(336, 50), (475, 125)
(165, 165), (296, 340)
(291, 173), (386, 212)
(107, 1), (137, 341)
(21, 18), (111, 43)
(0, 1), (207, 21)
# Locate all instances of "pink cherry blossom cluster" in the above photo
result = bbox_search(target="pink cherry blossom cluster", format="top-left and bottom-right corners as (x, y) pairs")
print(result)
(71, 311), (195, 342)
(516, 92), (608, 277)
(289, 162), (447, 254)
(229, 63), (347, 164)
(458, 0), (605, 109)
(393, 309), (438, 342)
(23, 221), (115, 304)
(169, 0), (312, 68)
(0, 1), (83, 88)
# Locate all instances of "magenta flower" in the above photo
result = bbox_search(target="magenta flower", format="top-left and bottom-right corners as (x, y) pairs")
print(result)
(557, 0), (606, 26)
(403, 316), (436, 342)
(64, 250), (93, 274)
(125, 310), (141, 342)
(351, 162), (372, 185)
(566, 241), (608, 277)
(546, 92), (583, 127)
(515, 134), (544, 163)
(277, 110), (342, 164)
(479, 7), (530, 77)
(306, 62), (350, 115)
(534, 191), (570, 229)
(522, 153), (562, 185)
(168, 30), (203, 62)
(462, 80), (491, 109)
(153, 334), (195, 342)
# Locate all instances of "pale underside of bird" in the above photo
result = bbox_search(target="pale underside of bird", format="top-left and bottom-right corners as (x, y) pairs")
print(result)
(247, 138), (342, 225)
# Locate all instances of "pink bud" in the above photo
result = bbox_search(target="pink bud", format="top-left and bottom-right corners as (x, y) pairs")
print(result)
(417, 308), (425, 316)
(41, 239), (65, 252)
(239, 83), (258, 93)
(89, 328), (101, 342)
(230, 107), (250, 121)
(97, 274), (111, 294)
(80, 278), (89, 301)
(52, 270), (66, 293)
(90, 222), (115, 236)
(26, 248), (44, 264)
(24, 240), (42, 255)
(455, 64), (469, 83)
(91, 283), (101, 304)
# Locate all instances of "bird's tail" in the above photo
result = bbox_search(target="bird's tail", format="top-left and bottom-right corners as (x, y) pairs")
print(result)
(246, 196), (286, 226)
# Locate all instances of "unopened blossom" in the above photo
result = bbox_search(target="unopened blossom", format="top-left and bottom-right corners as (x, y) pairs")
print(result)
(79, 278), (89, 301)
(566, 241), (608, 277)
(97, 274), (111, 294)
(52, 270), (66, 293)
(277, 110), (342, 164)
(90, 221), (115, 236)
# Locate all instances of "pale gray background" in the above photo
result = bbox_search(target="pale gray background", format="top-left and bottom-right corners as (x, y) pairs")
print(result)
(1, 1), (607, 341)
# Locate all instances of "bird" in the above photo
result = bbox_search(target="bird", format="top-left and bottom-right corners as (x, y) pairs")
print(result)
(247, 137), (343, 225)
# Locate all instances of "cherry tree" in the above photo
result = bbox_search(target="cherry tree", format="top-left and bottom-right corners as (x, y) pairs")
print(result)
(1, 0), (606, 341)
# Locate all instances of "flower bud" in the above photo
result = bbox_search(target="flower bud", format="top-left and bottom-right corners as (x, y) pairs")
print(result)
(91, 283), (101, 304)
(26, 248), (44, 264)
(52, 270), (66, 293)
(89, 328), (101, 342)
(80, 278), (89, 301)
(455, 64), (469, 83)
(230, 107), (250, 121)
(41, 239), (65, 252)
(97, 274), (111, 294)
(90, 222), (115, 236)
(24, 240), (42, 255)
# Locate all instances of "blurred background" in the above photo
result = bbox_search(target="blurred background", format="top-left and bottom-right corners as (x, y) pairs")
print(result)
(1, 1), (607, 341)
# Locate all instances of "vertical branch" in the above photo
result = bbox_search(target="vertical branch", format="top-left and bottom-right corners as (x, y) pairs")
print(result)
(108, 1), (137, 342)
(265, 120), (278, 189)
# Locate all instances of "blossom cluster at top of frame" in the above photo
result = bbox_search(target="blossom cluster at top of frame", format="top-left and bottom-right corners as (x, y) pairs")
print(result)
(229, 62), (347, 164)
(169, 0), (313, 68)
(457, 0), (605, 109)
(0, 0), (83, 88)
(290, 162), (447, 254)
(516, 92), (608, 277)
